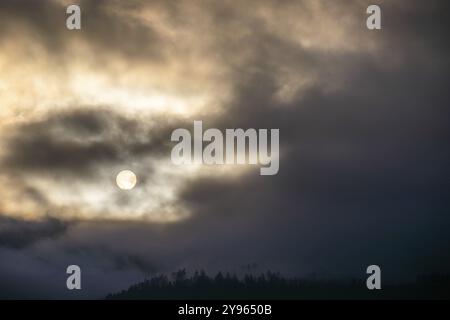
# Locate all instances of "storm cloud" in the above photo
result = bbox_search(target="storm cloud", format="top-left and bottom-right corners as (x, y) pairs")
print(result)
(0, 216), (69, 249)
(0, 0), (449, 298)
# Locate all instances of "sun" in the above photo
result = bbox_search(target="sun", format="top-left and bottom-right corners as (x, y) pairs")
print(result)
(116, 170), (137, 190)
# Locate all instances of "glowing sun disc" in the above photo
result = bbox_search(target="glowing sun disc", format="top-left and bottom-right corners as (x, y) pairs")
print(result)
(116, 170), (137, 190)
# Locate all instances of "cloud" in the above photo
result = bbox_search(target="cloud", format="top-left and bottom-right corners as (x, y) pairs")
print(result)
(0, 216), (69, 249)
(0, 107), (191, 222)
(0, 0), (449, 298)
(2, 108), (178, 175)
(0, 0), (165, 61)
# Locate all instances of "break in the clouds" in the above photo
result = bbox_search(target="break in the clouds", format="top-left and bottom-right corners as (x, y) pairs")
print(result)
(0, 0), (449, 298)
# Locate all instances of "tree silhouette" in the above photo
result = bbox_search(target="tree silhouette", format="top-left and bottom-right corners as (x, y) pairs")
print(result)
(105, 270), (450, 300)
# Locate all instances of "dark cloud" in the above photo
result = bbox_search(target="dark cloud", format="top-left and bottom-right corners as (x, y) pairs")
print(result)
(2, 108), (183, 176)
(0, 0), (165, 61)
(0, 0), (450, 298)
(174, 0), (450, 280)
(0, 216), (69, 249)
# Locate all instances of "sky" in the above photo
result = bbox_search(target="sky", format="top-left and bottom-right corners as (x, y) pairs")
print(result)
(0, 0), (449, 298)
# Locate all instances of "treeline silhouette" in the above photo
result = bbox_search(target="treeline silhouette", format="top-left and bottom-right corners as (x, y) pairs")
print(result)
(106, 269), (450, 299)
